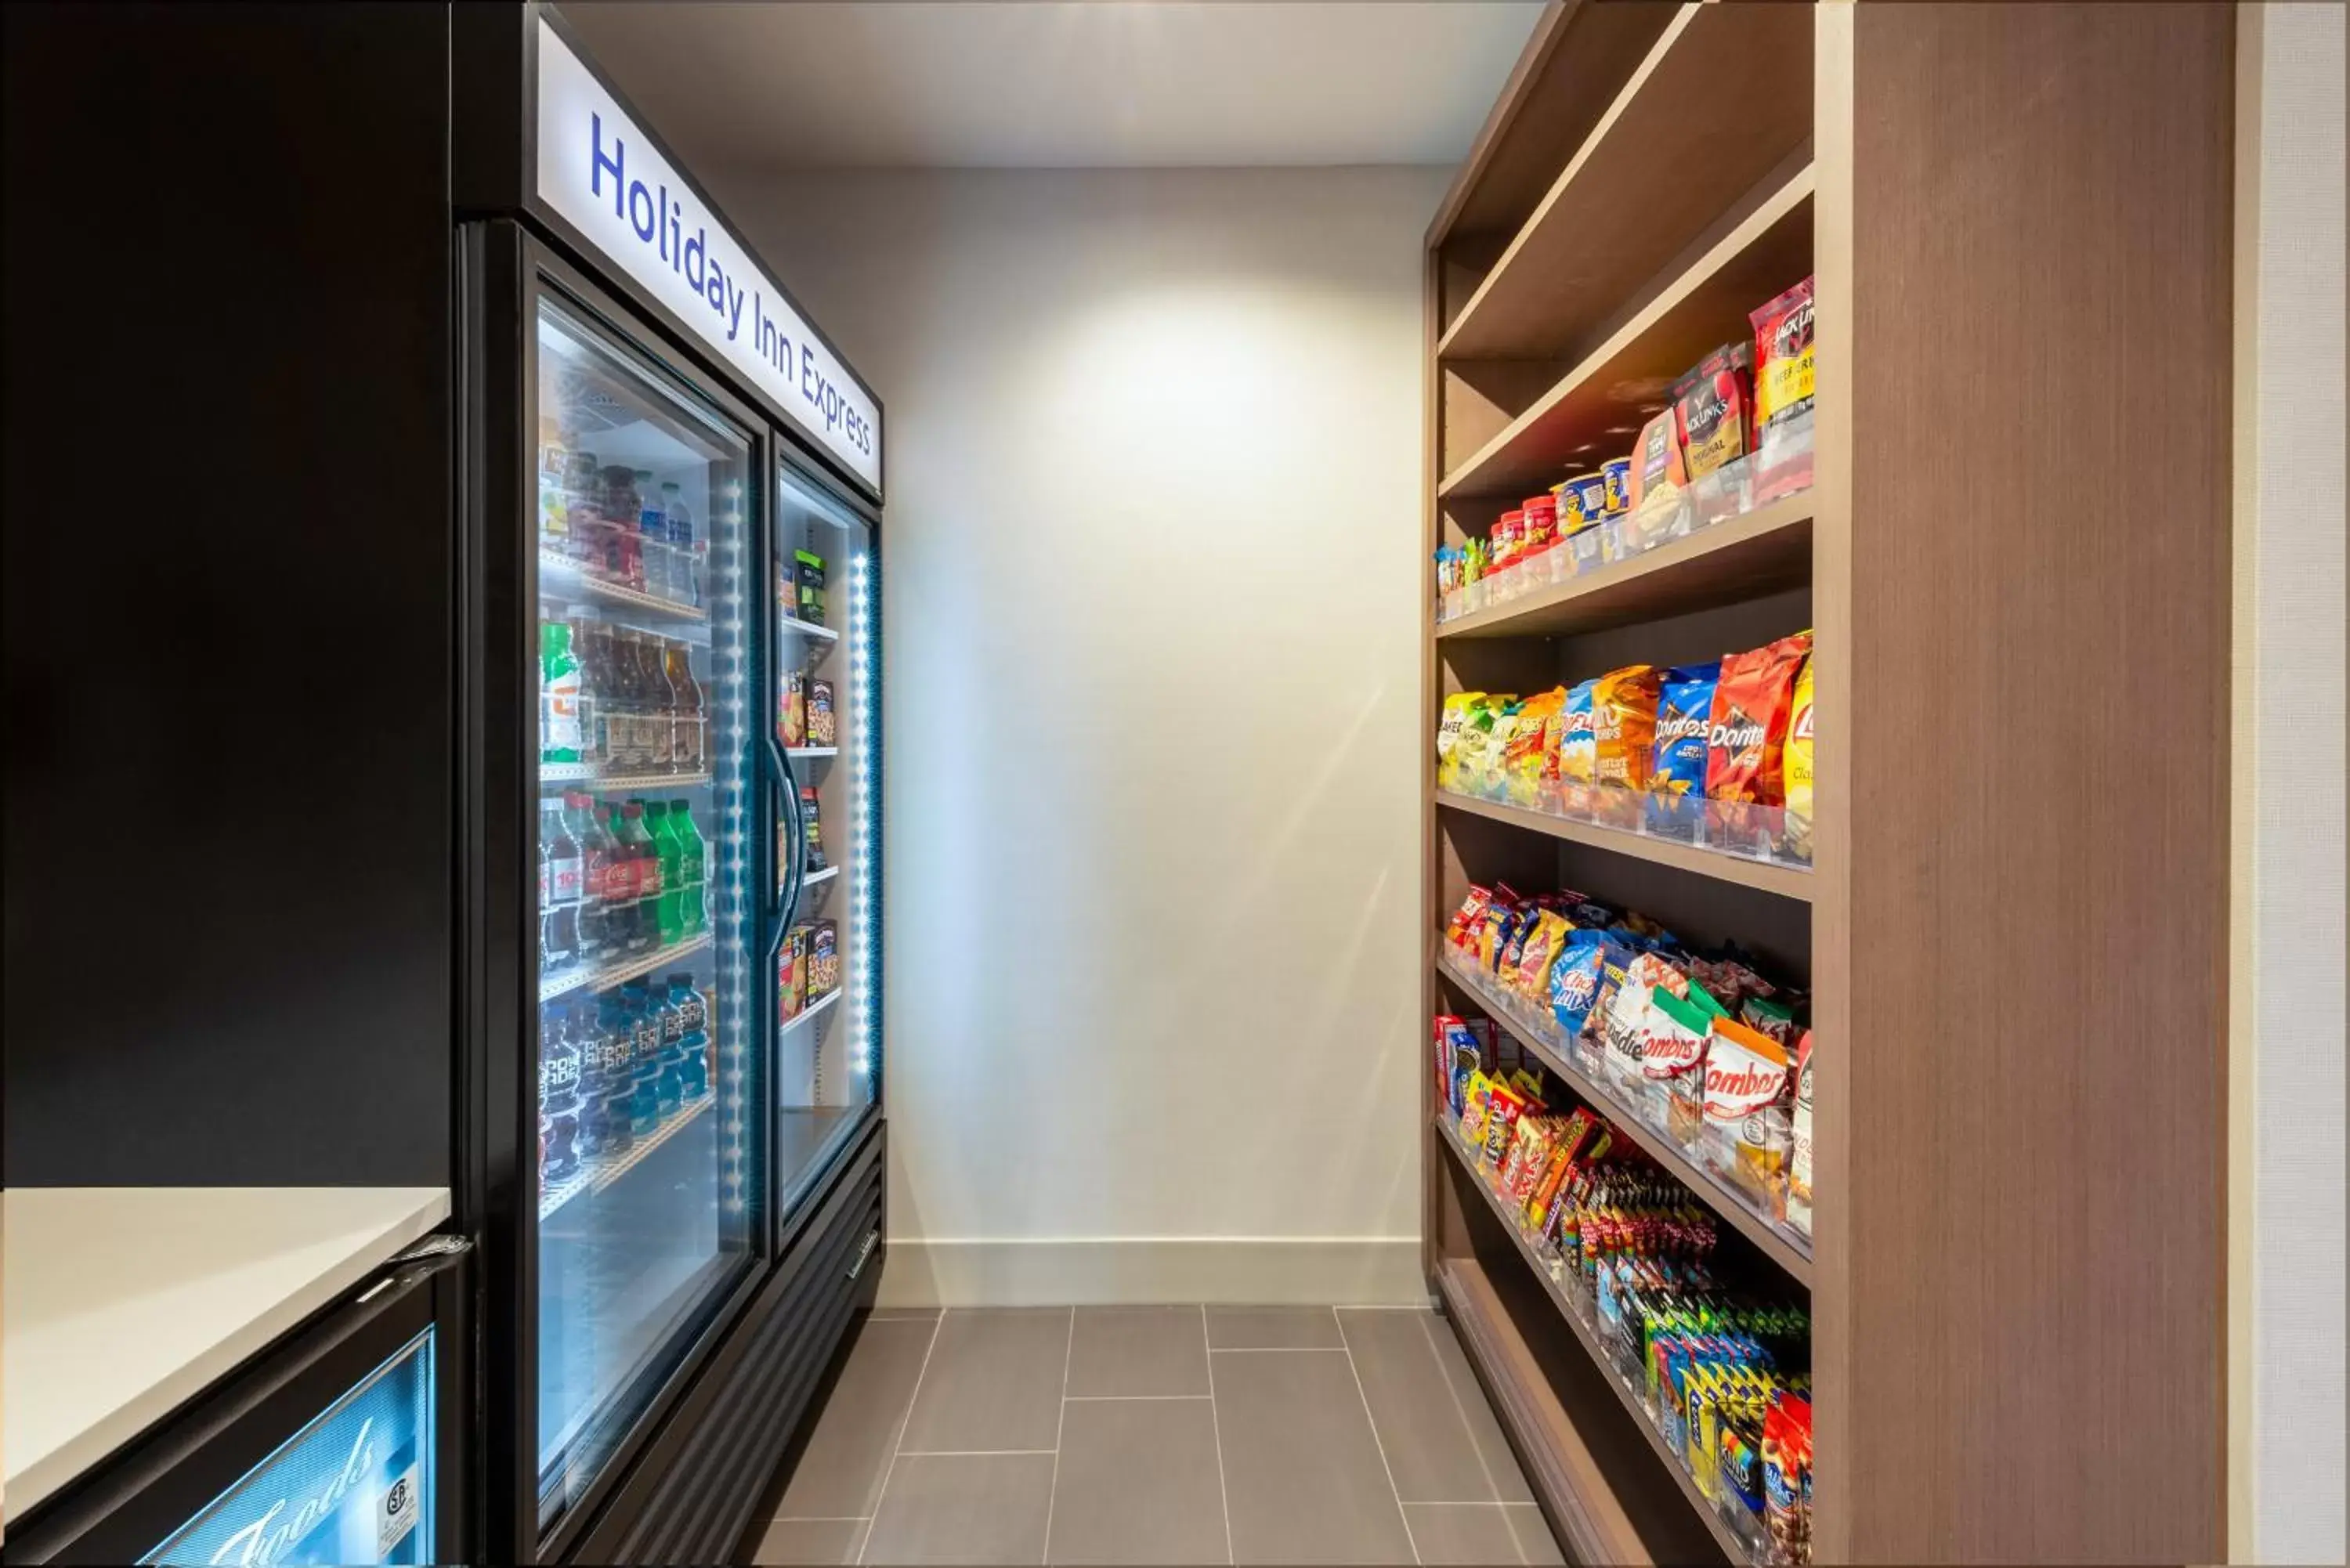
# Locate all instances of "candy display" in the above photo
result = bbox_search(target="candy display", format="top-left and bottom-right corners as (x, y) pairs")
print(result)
(1434, 633), (1818, 867)
(1434, 275), (1817, 623)
(1438, 880), (1813, 1247)
(1435, 1008), (1813, 1562)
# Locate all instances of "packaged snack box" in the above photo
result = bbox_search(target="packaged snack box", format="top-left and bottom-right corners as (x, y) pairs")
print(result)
(779, 923), (808, 1020)
(808, 678), (837, 745)
(782, 670), (808, 746)
(809, 918), (841, 995)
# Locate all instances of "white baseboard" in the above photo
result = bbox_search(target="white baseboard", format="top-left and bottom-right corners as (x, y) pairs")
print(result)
(873, 1236), (1428, 1308)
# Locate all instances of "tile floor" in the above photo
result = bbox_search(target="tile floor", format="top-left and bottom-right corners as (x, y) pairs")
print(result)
(746, 1305), (1565, 1566)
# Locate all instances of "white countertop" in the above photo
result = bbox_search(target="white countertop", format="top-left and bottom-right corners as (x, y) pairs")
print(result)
(3, 1185), (451, 1523)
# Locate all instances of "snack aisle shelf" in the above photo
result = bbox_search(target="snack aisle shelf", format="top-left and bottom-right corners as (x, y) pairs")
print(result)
(1434, 1116), (1764, 1568)
(1436, 498), (1811, 643)
(1423, 5), (2234, 1563)
(1436, 947), (1813, 1284)
(1436, 791), (1813, 903)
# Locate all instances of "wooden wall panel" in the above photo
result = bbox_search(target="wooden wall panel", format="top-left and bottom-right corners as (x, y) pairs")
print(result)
(1834, 5), (2233, 1560)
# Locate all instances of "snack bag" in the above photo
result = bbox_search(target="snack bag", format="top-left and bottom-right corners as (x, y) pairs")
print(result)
(1782, 651), (1815, 862)
(1480, 1086), (1528, 1171)
(1505, 1118), (1559, 1211)
(1601, 952), (1683, 1102)
(1505, 688), (1565, 807)
(1590, 665), (1662, 797)
(1515, 911), (1571, 999)
(1445, 885), (1494, 951)
(1750, 276), (1817, 505)
(1647, 663), (1718, 796)
(1549, 933), (1609, 1039)
(1435, 692), (1480, 791)
(1556, 680), (1599, 808)
(1642, 988), (1713, 1149)
(1701, 1019), (1795, 1219)
(1762, 1393), (1813, 1565)
(1740, 994), (1799, 1049)
(1705, 633), (1813, 844)
(1672, 341), (1755, 481)
(1630, 406), (1687, 510)
(1459, 1071), (1495, 1147)
(1787, 1031), (1813, 1240)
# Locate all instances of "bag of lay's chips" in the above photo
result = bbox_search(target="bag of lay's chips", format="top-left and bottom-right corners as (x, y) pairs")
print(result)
(1505, 688), (1565, 808)
(1435, 692), (1481, 793)
(1781, 651), (1814, 863)
(1454, 694), (1514, 800)
(1556, 680), (1599, 813)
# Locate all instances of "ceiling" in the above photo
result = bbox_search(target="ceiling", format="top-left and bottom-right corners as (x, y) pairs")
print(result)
(559, 2), (1546, 171)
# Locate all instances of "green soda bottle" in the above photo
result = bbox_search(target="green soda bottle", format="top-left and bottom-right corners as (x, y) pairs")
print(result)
(540, 620), (584, 764)
(643, 802), (685, 946)
(666, 799), (707, 936)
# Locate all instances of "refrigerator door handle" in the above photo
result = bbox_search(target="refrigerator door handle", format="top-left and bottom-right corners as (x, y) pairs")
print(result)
(761, 733), (805, 965)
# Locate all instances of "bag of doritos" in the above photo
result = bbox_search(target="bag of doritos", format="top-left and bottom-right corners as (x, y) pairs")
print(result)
(1706, 633), (1811, 849)
(1647, 662), (1719, 841)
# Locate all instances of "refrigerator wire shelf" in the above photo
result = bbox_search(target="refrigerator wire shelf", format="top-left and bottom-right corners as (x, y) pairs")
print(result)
(538, 764), (714, 790)
(537, 1093), (714, 1223)
(539, 933), (714, 1004)
(797, 865), (840, 890)
(779, 986), (842, 1035)
(786, 746), (838, 761)
(779, 616), (840, 644)
(538, 549), (710, 624)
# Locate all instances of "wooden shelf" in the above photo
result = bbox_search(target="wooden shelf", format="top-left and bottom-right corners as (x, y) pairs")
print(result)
(1439, 164), (1812, 502)
(1435, 791), (1814, 903)
(1439, 3), (1815, 363)
(1437, 497), (1811, 641)
(1435, 948), (1814, 1287)
(1435, 1121), (1756, 1566)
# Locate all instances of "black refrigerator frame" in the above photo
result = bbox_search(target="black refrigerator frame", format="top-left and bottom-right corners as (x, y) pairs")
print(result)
(454, 6), (888, 1562)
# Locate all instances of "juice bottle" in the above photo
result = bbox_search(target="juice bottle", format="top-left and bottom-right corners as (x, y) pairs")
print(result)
(631, 630), (677, 773)
(643, 802), (685, 947)
(540, 621), (584, 764)
(665, 800), (707, 937)
(663, 641), (705, 774)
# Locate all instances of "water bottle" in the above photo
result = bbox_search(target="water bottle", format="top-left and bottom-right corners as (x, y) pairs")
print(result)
(660, 483), (696, 606)
(634, 468), (672, 601)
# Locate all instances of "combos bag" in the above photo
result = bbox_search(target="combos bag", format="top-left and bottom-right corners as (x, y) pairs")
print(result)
(1701, 1018), (1795, 1219)
(1750, 276), (1817, 504)
(1781, 652), (1815, 862)
(1590, 666), (1662, 795)
(1787, 1030), (1814, 1241)
(1641, 987), (1714, 1150)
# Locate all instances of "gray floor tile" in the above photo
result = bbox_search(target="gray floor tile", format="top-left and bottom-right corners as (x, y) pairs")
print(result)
(1045, 1398), (1229, 1565)
(868, 1307), (943, 1322)
(1065, 1306), (1210, 1398)
(751, 1517), (870, 1565)
(897, 1309), (1072, 1453)
(778, 1317), (940, 1519)
(1339, 1309), (1502, 1504)
(1421, 1312), (1535, 1504)
(1203, 1305), (1343, 1349)
(1401, 1503), (1524, 1566)
(1504, 1504), (1564, 1566)
(1209, 1348), (1415, 1564)
(862, 1453), (1056, 1566)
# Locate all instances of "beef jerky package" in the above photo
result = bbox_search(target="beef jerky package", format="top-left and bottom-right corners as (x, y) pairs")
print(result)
(1705, 631), (1813, 851)
(1672, 341), (1756, 526)
(1749, 276), (1817, 505)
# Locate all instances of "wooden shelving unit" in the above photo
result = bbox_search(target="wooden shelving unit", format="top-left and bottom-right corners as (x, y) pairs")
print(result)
(1419, 6), (2234, 1563)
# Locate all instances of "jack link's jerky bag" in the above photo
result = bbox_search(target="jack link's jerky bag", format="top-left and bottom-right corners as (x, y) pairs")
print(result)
(1750, 276), (1817, 504)
(1705, 633), (1813, 805)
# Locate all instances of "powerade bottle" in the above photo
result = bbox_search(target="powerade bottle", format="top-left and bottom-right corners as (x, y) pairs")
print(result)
(623, 983), (663, 1132)
(594, 994), (637, 1155)
(647, 981), (687, 1115)
(540, 1004), (582, 1182)
(666, 972), (709, 1101)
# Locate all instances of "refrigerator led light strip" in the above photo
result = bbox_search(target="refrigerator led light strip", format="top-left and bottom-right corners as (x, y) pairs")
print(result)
(850, 551), (877, 1079)
(714, 494), (749, 1218)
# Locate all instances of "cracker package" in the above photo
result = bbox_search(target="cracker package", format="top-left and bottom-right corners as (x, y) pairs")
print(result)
(1700, 1018), (1795, 1219)
(1672, 341), (1755, 481)
(1591, 666), (1662, 792)
(1705, 633), (1812, 805)
(1642, 987), (1714, 1149)
(1750, 276), (1817, 504)
(1787, 1030), (1813, 1240)
(1782, 651), (1815, 861)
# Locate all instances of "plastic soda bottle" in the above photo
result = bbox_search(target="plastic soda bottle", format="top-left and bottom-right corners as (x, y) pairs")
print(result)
(606, 803), (652, 955)
(615, 802), (663, 952)
(540, 620), (584, 764)
(666, 800), (707, 936)
(540, 797), (582, 970)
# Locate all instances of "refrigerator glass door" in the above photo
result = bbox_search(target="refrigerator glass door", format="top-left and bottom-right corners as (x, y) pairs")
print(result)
(772, 464), (877, 1205)
(139, 1329), (438, 1566)
(530, 295), (760, 1526)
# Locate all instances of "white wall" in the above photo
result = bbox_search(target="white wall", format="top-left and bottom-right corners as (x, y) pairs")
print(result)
(716, 167), (1448, 1303)
(2230, 5), (2346, 1561)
